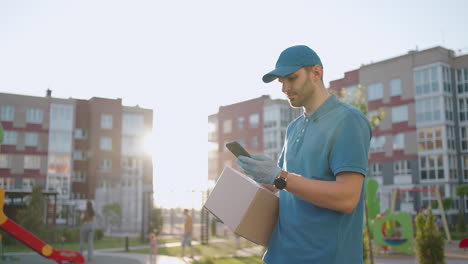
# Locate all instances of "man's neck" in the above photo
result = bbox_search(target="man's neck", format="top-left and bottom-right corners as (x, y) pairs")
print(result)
(304, 88), (330, 115)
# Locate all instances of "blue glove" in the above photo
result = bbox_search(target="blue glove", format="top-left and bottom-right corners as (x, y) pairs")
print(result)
(236, 154), (281, 185)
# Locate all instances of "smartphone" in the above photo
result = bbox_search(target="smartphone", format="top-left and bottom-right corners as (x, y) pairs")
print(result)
(225, 141), (251, 158)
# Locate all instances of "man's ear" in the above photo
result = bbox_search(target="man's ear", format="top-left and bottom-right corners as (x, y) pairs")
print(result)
(312, 65), (323, 80)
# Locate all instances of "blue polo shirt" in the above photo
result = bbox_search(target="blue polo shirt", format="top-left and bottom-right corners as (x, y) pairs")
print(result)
(263, 94), (372, 264)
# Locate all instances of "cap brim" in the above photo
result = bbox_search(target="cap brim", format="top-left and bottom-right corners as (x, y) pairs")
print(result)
(262, 66), (301, 83)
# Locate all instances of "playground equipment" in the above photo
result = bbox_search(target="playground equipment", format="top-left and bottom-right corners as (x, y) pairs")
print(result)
(366, 179), (450, 255)
(0, 188), (84, 264)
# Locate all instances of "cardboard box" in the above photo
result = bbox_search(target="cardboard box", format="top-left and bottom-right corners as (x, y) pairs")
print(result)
(204, 166), (279, 247)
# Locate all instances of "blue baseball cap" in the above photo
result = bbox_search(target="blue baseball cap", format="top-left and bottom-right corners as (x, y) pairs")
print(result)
(262, 45), (323, 83)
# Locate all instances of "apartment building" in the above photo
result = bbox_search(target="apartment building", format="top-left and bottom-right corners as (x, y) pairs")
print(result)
(211, 95), (301, 181)
(329, 46), (468, 222)
(0, 91), (153, 234)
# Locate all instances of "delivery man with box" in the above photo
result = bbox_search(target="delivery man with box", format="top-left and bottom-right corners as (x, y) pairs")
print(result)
(236, 45), (372, 264)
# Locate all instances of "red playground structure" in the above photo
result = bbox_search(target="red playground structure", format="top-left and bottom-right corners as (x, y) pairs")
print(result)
(0, 188), (84, 264)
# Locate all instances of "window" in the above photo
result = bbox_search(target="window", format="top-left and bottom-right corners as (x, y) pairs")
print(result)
(0, 154), (9, 168)
(252, 136), (259, 149)
(73, 151), (87, 160)
(1, 105), (14, 121)
(0, 177), (14, 190)
(415, 67), (439, 95)
(447, 126), (456, 150)
(249, 113), (259, 129)
(391, 105), (408, 123)
(390, 78), (402, 96)
(370, 163), (382, 177)
(26, 108), (44, 124)
(122, 113), (144, 135)
(101, 114), (113, 129)
(461, 127), (468, 151)
(419, 155), (444, 180)
(394, 160), (411, 175)
(25, 132), (38, 146)
(463, 156), (468, 181)
(223, 120), (232, 134)
(264, 107), (277, 128)
(393, 133), (404, 149)
(459, 98), (468, 122)
(445, 97), (453, 121)
(264, 131), (277, 150)
(100, 137), (112, 151)
(448, 155), (458, 180)
(47, 154), (71, 174)
(367, 82), (384, 101)
(3, 131), (17, 145)
(24, 155), (40, 169)
(370, 135), (385, 152)
(100, 159), (112, 172)
(237, 117), (244, 130)
(73, 171), (86, 182)
(22, 178), (35, 190)
(416, 97), (441, 123)
(456, 68), (468, 94)
(418, 126), (443, 151)
(74, 129), (88, 139)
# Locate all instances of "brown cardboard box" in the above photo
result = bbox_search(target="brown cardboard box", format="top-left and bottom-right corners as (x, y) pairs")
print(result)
(204, 166), (279, 247)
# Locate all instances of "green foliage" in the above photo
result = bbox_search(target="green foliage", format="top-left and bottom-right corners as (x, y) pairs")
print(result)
(211, 217), (217, 236)
(456, 210), (466, 233)
(362, 227), (371, 264)
(415, 208), (445, 264)
(337, 85), (386, 129)
(456, 185), (468, 196)
(102, 203), (122, 229)
(16, 185), (45, 237)
(150, 207), (163, 235)
(442, 198), (454, 210)
(94, 228), (104, 240)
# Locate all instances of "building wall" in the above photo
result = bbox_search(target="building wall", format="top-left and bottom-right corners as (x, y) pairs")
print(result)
(1, 92), (153, 233)
(217, 95), (269, 176)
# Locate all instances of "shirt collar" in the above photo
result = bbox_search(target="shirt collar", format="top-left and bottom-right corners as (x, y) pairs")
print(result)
(302, 94), (340, 122)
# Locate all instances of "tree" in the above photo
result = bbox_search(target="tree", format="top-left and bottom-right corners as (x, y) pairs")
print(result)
(17, 185), (45, 236)
(415, 207), (445, 264)
(336, 85), (386, 130)
(102, 203), (122, 234)
(150, 207), (163, 235)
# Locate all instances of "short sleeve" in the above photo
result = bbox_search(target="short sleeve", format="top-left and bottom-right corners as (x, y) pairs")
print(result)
(329, 112), (371, 176)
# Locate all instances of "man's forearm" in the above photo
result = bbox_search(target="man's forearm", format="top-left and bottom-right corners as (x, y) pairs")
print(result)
(284, 171), (364, 214)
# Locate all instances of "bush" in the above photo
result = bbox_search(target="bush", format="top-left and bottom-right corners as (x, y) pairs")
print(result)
(94, 228), (104, 240)
(415, 207), (445, 264)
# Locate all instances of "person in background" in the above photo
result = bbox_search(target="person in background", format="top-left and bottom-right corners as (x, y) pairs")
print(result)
(180, 209), (193, 258)
(149, 230), (158, 263)
(236, 45), (372, 263)
(80, 200), (96, 261)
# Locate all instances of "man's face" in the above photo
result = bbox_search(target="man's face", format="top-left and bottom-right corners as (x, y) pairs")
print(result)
(278, 67), (315, 108)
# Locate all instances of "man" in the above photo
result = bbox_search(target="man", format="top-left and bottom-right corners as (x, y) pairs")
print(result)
(236, 45), (372, 263)
(180, 209), (193, 258)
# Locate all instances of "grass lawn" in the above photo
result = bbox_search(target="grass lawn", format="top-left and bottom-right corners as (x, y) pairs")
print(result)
(116, 238), (259, 257)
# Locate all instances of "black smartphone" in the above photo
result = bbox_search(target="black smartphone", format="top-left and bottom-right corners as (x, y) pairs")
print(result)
(225, 141), (251, 158)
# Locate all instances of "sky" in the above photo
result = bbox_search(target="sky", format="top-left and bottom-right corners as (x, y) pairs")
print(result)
(1, 0), (468, 208)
